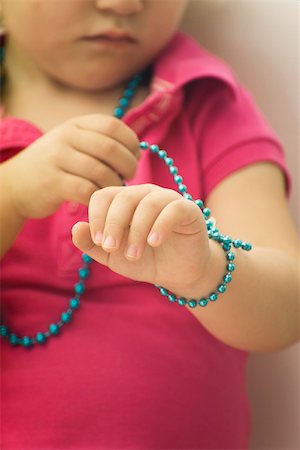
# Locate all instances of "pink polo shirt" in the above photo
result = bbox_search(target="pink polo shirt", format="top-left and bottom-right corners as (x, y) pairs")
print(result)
(0, 32), (291, 449)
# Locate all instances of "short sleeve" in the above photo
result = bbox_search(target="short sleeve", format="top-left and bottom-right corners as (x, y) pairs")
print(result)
(193, 81), (292, 201)
(0, 117), (43, 162)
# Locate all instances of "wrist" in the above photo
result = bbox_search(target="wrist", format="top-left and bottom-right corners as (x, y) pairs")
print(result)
(170, 238), (226, 300)
(1, 159), (27, 222)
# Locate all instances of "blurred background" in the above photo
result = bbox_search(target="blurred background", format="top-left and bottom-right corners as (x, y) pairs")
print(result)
(180, 1), (299, 449)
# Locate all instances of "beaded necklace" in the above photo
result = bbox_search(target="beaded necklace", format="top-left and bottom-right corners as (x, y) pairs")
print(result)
(0, 71), (252, 348)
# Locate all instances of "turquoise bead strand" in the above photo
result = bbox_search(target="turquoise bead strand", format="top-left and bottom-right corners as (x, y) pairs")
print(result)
(0, 73), (143, 348)
(0, 253), (93, 347)
(0, 70), (253, 348)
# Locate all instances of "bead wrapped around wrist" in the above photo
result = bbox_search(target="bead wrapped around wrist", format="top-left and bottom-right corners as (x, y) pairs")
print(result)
(139, 141), (252, 309)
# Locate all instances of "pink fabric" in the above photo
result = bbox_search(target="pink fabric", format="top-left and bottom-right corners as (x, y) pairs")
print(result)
(0, 32), (292, 449)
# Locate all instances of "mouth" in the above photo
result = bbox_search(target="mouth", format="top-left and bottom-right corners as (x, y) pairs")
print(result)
(81, 29), (137, 46)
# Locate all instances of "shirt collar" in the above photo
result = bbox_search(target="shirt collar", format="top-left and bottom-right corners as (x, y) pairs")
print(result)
(150, 31), (238, 96)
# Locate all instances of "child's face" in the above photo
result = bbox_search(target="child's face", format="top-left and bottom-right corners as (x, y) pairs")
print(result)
(2, 0), (189, 90)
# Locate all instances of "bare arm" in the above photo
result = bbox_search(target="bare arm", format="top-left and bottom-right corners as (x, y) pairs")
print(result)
(0, 160), (27, 258)
(179, 163), (300, 352)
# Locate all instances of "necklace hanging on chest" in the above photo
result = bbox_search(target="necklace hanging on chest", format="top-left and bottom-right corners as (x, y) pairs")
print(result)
(0, 70), (252, 349)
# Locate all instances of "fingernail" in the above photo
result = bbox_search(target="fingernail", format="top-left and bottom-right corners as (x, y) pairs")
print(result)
(103, 236), (116, 249)
(94, 231), (103, 245)
(126, 244), (138, 259)
(148, 232), (159, 245)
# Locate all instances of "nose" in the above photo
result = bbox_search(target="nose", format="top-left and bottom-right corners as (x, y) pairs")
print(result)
(94, 0), (143, 15)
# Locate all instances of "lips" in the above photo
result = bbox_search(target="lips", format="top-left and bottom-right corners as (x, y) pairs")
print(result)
(82, 29), (136, 43)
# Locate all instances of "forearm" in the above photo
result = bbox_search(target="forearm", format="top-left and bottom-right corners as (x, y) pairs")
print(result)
(177, 240), (300, 352)
(0, 163), (26, 258)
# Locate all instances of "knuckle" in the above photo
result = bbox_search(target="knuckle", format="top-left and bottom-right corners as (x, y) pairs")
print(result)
(78, 181), (97, 202)
(128, 227), (144, 242)
(90, 163), (106, 183)
(102, 117), (122, 136)
(60, 121), (76, 141)
(173, 198), (189, 213)
(115, 188), (136, 203)
(142, 195), (160, 210)
(90, 189), (102, 204)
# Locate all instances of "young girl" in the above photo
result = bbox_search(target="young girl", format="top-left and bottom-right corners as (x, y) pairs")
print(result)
(1, 1), (299, 449)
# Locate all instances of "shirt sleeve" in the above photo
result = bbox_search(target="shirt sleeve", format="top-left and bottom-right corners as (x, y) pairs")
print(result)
(192, 81), (292, 201)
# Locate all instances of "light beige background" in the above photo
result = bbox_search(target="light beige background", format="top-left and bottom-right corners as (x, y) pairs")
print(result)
(180, 1), (299, 449)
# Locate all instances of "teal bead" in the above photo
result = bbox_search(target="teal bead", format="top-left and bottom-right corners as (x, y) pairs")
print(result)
(0, 325), (9, 337)
(70, 298), (80, 309)
(150, 144), (159, 153)
(222, 236), (232, 245)
(79, 267), (90, 279)
(209, 293), (218, 301)
(22, 336), (33, 347)
(203, 208), (211, 218)
(217, 284), (227, 293)
(124, 88), (134, 98)
(164, 157), (174, 166)
(242, 242), (252, 251)
(184, 193), (193, 200)
(114, 107), (123, 118)
(140, 141), (149, 150)
(168, 294), (177, 303)
(169, 166), (178, 175)
(233, 239), (243, 248)
(223, 243), (231, 251)
(174, 175), (183, 184)
(158, 150), (166, 158)
(36, 332), (47, 344)
(49, 324), (59, 335)
(9, 333), (19, 346)
(75, 282), (85, 294)
(160, 287), (168, 296)
(227, 263), (235, 272)
(178, 183), (187, 193)
(206, 219), (214, 229)
(188, 299), (197, 308)
(128, 79), (139, 88)
(82, 253), (93, 264)
(226, 252), (235, 261)
(223, 273), (232, 283)
(119, 98), (129, 107)
(195, 199), (204, 209)
(199, 298), (208, 307)
(177, 297), (187, 306)
(61, 311), (72, 323)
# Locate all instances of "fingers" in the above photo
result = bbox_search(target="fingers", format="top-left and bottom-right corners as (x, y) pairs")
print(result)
(88, 185), (202, 261)
(59, 173), (100, 206)
(71, 221), (109, 266)
(58, 146), (124, 188)
(68, 114), (141, 160)
(67, 128), (139, 181)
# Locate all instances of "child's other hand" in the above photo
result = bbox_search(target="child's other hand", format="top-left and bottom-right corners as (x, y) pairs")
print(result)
(72, 184), (211, 292)
(4, 114), (140, 219)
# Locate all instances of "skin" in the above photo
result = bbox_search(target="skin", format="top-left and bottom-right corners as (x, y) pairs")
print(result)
(2, 1), (299, 352)
(2, 0), (213, 294)
(2, 0), (189, 91)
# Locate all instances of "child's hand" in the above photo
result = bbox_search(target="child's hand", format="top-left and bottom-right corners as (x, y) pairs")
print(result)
(4, 114), (140, 219)
(72, 184), (212, 293)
